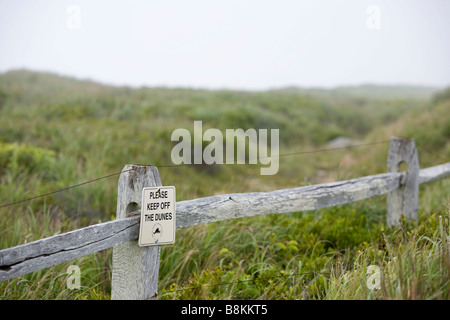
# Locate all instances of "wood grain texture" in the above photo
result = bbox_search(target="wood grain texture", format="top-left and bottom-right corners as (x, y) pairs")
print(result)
(1, 162), (449, 283)
(386, 137), (420, 227)
(175, 172), (404, 228)
(0, 216), (139, 282)
(111, 165), (162, 300)
(419, 162), (450, 185)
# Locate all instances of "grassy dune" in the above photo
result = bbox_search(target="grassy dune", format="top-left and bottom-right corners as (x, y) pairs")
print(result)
(0, 70), (448, 299)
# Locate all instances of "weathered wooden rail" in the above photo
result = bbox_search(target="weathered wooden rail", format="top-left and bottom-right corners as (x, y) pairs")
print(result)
(0, 137), (449, 299)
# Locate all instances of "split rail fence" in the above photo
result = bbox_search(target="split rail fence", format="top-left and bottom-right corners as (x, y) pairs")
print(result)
(0, 137), (449, 299)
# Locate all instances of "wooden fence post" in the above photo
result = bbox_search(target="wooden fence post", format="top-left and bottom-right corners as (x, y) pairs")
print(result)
(111, 165), (162, 300)
(386, 137), (420, 228)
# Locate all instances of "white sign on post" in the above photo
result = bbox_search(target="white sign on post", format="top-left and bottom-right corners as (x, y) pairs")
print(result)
(139, 186), (176, 247)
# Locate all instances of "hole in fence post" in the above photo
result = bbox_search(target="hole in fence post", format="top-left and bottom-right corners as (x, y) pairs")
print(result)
(398, 161), (409, 186)
(398, 161), (408, 173)
(111, 164), (162, 300)
(386, 137), (419, 228)
(126, 202), (140, 216)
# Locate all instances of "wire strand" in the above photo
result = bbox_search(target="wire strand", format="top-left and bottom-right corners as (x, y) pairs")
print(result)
(0, 169), (134, 209)
(0, 139), (391, 209)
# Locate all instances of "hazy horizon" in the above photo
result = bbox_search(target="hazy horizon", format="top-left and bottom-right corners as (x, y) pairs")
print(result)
(2, 68), (445, 94)
(1, 0), (449, 91)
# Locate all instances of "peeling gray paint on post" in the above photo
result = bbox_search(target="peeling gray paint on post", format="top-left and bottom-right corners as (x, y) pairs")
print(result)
(111, 165), (162, 300)
(387, 137), (420, 228)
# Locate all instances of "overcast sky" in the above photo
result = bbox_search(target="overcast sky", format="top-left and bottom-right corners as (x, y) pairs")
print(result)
(0, 0), (449, 90)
